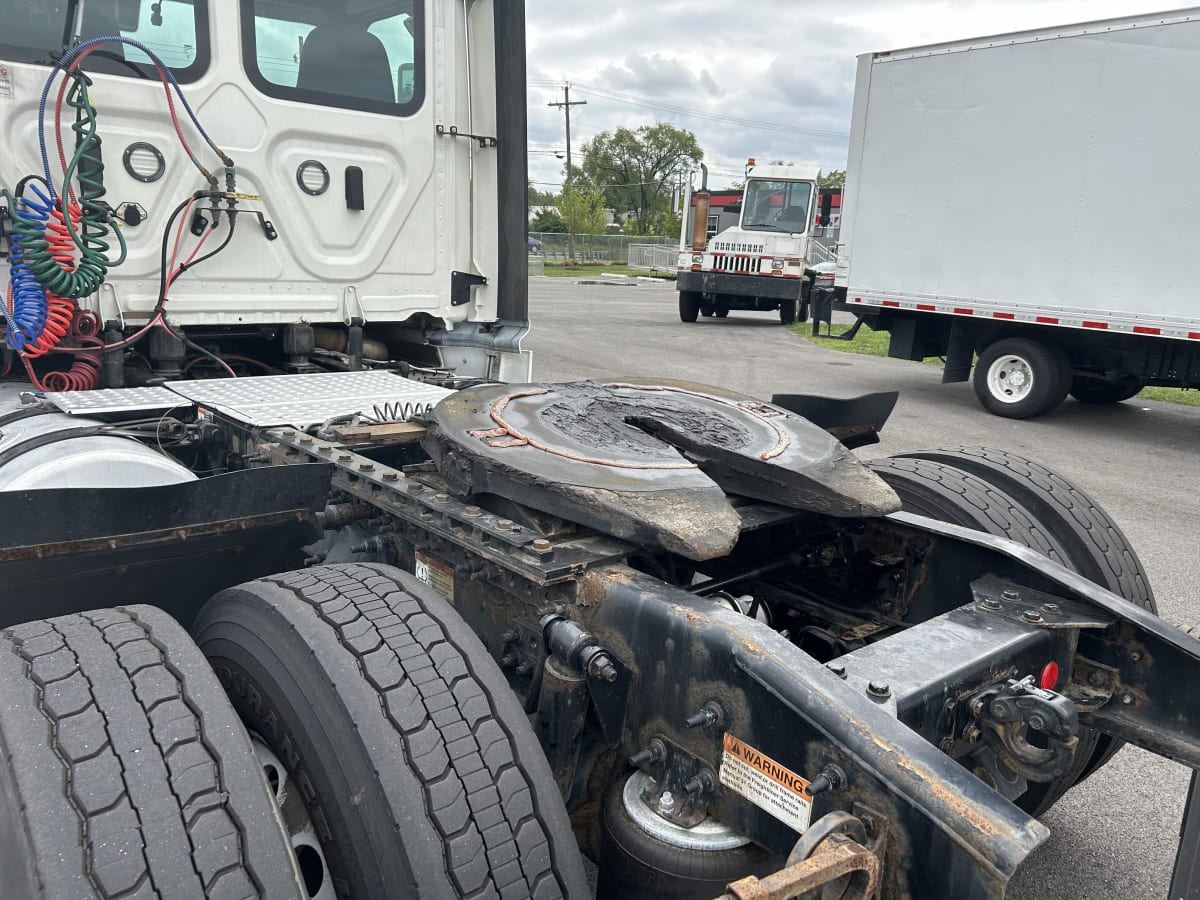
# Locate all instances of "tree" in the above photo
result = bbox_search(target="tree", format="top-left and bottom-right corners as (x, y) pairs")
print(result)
(530, 208), (566, 233)
(559, 182), (608, 236)
(528, 184), (557, 207)
(820, 170), (846, 189)
(581, 124), (702, 235)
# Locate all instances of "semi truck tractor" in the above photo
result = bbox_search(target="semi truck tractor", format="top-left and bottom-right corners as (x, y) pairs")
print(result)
(834, 8), (1200, 418)
(1, 3), (1199, 899)
(676, 162), (830, 325)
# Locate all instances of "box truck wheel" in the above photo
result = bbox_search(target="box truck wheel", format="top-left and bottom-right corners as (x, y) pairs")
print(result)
(778, 296), (800, 325)
(973, 338), (1071, 418)
(193, 564), (590, 900)
(865, 457), (1105, 816)
(679, 291), (702, 322)
(700, 303), (714, 317)
(0, 606), (304, 899)
(1069, 375), (1144, 405)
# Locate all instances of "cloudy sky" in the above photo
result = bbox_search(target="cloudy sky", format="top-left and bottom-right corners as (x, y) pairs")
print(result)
(525, 0), (1180, 189)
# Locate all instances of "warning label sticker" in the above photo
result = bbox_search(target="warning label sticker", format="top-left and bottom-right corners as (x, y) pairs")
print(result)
(719, 733), (812, 834)
(0, 64), (13, 100)
(414, 553), (455, 602)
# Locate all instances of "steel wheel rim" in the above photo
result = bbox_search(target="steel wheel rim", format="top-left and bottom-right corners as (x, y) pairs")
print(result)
(250, 735), (336, 900)
(987, 354), (1035, 403)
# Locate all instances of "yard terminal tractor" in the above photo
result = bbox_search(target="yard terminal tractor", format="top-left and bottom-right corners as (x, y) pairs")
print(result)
(0, 2), (1198, 899)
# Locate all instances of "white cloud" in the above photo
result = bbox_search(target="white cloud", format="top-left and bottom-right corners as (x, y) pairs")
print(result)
(526, 0), (1179, 189)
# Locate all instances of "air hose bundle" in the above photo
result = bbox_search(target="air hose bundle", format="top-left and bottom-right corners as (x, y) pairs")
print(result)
(3, 36), (234, 390)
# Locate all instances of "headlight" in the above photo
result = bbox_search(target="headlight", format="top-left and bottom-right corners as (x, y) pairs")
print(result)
(772, 258), (785, 269)
(692, 254), (703, 264)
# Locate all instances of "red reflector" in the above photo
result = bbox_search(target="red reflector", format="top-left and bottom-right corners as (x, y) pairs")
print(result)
(1039, 661), (1060, 691)
(916, 303), (936, 311)
(994, 312), (1015, 320)
(953, 307), (974, 316)
(1036, 316), (1059, 325)
(1133, 326), (1160, 335)
(882, 300), (900, 307)
(1082, 321), (1109, 330)
(1189, 332), (1200, 340)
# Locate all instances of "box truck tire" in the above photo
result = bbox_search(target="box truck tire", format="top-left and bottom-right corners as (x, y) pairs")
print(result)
(194, 564), (590, 900)
(779, 296), (800, 325)
(679, 292), (702, 323)
(1069, 376), (1144, 405)
(973, 338), (1072, 418)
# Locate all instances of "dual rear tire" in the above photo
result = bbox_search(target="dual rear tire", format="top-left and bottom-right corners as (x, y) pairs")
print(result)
(0, 566), (589, 899)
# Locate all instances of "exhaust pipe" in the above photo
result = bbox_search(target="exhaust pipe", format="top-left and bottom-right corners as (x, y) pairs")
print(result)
(691, 164), (710, 251)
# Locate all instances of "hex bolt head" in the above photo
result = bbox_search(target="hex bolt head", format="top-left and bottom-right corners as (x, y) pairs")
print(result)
(432, 493), (449, 504)
(1028, 714), (1046, 731)
(1022, 609), (1043, 624)
(963, 724), (982, 744)
(318, 446), (331, 454)
(299, 436), (314, 445)
(826, 662), (847, 678)
(463, 506), (482, 517)
(981, 597), (1002, 610)
(497, 519), (514, 531)
(383, 472), (399, 482)
(867, 681), (891, 698)
(359, 462), (375, 472)
(337, 454), (352, 462)
(1001, 588), (1021, 601)
(1041, 603), (1060, 614)
(532, 539), (553, 554)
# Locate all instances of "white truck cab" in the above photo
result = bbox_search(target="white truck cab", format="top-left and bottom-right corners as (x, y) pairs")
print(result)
(0, 0), (531, 388)
(677, 163), (820, 325)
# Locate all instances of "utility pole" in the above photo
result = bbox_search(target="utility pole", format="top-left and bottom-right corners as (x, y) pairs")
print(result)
(548, 84), (586, 262)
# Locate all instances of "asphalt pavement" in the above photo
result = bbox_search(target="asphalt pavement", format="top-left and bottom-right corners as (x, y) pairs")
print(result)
(525, 275), (1199, 900)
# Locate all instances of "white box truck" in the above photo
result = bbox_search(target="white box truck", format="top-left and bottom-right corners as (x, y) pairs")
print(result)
(834, 8), (1200, 418)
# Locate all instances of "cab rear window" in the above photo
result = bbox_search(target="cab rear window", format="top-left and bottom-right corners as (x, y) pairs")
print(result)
(0, 0), (208, 83)
(242, 1), (423, 117)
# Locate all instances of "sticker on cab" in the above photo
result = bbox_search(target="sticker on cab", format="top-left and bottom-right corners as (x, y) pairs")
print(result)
(0, 64), (13, 100)
(719, 733), (813, 834)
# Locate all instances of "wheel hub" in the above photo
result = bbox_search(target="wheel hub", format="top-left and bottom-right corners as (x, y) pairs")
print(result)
(250, 735), (336, 900)
(988, 356), (1034, 402)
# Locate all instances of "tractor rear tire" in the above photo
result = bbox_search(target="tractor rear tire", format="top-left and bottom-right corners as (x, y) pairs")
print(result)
(0, 606), (302, 900)
(866, 457), (1102, 816)
(194, 564), (590, 900)
(893, 446), (1156, 782)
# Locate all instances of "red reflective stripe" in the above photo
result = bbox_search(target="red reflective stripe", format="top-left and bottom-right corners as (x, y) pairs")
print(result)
(853, 297), (862, 302)
(1036, 316), (1059, 324)
(916, 304), (936, 311)
(1190, 332), (1200, 340)
(882, 300), (900, 307)
(994, 312), (1016, 320)
(1082, 321), (1109, 330)
(1133, 326), (1161, 335)
(953, 307), (974, 316)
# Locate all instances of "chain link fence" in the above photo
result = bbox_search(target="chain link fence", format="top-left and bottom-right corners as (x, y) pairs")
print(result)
(529, 233), (674, 264)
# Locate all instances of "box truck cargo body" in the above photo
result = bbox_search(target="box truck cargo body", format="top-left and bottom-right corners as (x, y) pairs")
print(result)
(835, 9), (1200, 417)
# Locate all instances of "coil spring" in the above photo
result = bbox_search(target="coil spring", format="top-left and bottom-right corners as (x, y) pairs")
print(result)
(40, 336), (102, 392)
(4, 240), (48, 351)
(19, 74), (121, 300)
(371, 400), (435, 423)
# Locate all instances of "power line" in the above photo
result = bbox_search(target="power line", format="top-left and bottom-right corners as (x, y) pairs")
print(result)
(529, 79), (848, 140)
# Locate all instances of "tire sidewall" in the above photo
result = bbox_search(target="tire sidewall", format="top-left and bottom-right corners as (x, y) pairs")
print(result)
(973, 338), (1070, 418)
(196, 591), (422, 899)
